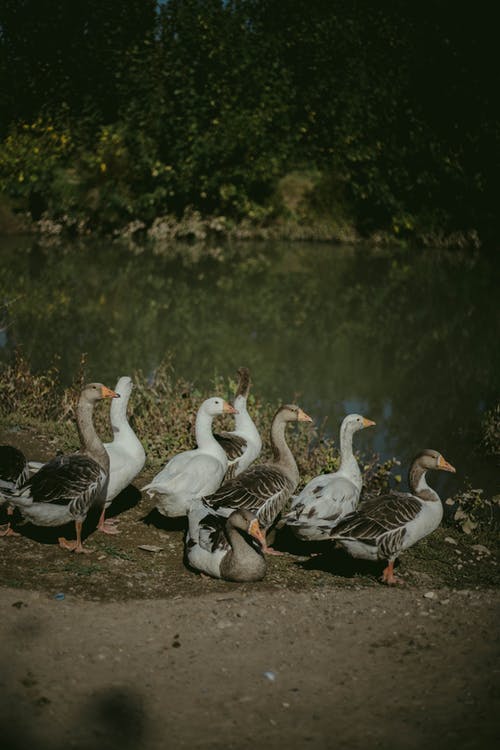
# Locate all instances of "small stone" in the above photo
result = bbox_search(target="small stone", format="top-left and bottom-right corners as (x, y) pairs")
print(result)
(440, 599), (450, 606)
(263, 671), (276, 682)
(471, 544), (491, 556)
(138, 544), (164, 553)
(444, 536), (458, 545)
(423, 591), (437, 600)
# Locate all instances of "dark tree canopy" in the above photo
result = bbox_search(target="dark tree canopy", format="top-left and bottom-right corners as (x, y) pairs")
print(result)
(0, 0), (498, 241)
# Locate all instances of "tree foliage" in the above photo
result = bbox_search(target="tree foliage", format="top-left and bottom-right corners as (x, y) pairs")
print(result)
(0, 0), (497, 240)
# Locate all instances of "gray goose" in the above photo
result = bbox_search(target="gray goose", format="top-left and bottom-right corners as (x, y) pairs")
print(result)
(0, 445), (29, 536)
(214, 367), (262, 481)
(185, 504), (267, 581)
(284, 413), (375, 540)
(203, 404), (313, 553)
(310, 449), (456, 584)
(3, 383), (119, 552)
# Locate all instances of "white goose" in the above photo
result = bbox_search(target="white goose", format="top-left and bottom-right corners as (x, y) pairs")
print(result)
(307, 449), (456, 584)
(142, 397), (236, 517)
(284, 413), (375, 540)
(185, 503), (267, 581)
(2, 383), (119, 552)
(214, 367), (262, 480)
(98, 376), (146, 534)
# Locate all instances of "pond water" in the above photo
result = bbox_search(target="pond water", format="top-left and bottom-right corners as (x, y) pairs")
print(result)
(1, 236), (499, 495)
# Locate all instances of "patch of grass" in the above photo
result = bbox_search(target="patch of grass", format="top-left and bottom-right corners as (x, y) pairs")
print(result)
(62, 562), (102, 577)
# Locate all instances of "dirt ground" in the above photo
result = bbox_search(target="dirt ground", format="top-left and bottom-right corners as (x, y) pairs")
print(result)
(1, 585), (499, 750)
(1, 428), (499, 749)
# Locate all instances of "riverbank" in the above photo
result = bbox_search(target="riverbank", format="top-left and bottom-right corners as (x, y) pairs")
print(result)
(0, 197), (483, 250)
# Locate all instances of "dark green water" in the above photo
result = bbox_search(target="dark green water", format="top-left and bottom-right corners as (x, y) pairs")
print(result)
(1, 236), (499, 494)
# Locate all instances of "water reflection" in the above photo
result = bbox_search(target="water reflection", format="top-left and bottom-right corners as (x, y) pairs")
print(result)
(1, 236), (498, 492)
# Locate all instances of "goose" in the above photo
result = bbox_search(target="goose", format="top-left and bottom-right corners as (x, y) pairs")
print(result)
(0, 444), (29, 536)
(214, 367), (262, 480)
(2, 383), (119, 552)
(283, 413), (375, 540)
(97, 375), (146, 534)
(142, 397), (236, 517)
(305, 449), (456, 584)
(203, 404), (313, 553)
(185, 504), (267, 581)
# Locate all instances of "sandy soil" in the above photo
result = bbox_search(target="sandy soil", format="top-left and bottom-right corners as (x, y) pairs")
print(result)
(1, 585), (499, 750)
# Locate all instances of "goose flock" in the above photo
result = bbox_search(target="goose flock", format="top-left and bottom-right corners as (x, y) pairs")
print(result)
(0, 367), (456, 584)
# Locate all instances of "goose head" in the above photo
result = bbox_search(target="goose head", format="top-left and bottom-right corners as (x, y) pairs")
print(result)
(341, 413), (376, 435)
(276, 404), (313, 424)
(413, 449), (456, 474)
(201, 397), (237, 417)
(235, 367), (251, 399)
(228, 509), (266, 547)
(80, 382), (120, 405)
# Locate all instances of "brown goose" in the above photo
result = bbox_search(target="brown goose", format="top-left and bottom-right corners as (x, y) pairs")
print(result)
(311, 449), (456, 584)
(214, 367), (262, 480)
(186, 504), (267, 581)
(0, 445), (29, 536)
(3, 383), (119, 552)
(203, 404), (313, 553)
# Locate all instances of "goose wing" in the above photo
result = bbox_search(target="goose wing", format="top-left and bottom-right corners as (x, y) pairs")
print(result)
(23, 455), (106, 508)
(214, 432), (247, 462)
(206, 465), (293, 529)
(0, 445), (29, 490)
(187, 504), (230, 554)
(288, 475), (359, 524)
(331, 493), (423, 540)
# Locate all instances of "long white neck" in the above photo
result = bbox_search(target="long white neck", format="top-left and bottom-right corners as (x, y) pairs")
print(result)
(233, 395), (261, 446)
(338, 422), (361, 485)
(110, 391), (132, 435)
(195, 408), (227, 465)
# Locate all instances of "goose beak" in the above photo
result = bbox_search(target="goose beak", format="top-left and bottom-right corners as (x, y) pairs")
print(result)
(363, 418), (376, 428)
(223, 402), (238, 414)
(248, 519), (266, 548)
(297, 408), (313, 423)
(438, 455), (456, 473)
(101, 386), (120, 399)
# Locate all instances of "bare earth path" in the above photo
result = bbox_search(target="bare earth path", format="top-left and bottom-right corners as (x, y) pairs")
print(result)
(1, 585), (498, 750)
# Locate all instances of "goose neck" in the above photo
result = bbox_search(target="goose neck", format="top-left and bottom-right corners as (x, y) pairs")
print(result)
(408, 464), (439, 502)
(339, 423), (360, 480)
(76, 399), (109, 471)
(110, 391), (130, 425)
(223, 519), (264, 578)
(271, 417), (299, 484)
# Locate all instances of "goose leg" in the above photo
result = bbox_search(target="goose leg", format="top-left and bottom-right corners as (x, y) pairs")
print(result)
(381, 560), (404, 585)
(58, 521), (91, 554)
(0, 507), (20, 537)
(97, 507), (120, 535)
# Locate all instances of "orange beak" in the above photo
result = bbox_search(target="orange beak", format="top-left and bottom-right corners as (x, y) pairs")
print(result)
(248, 518), (266, 548)
(363, 418), (376, 428)
(297, 408), (313, 423)
(438, 455), (456, 473)
(223, 402), (238, 415)
(101, 386), (120, 399)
